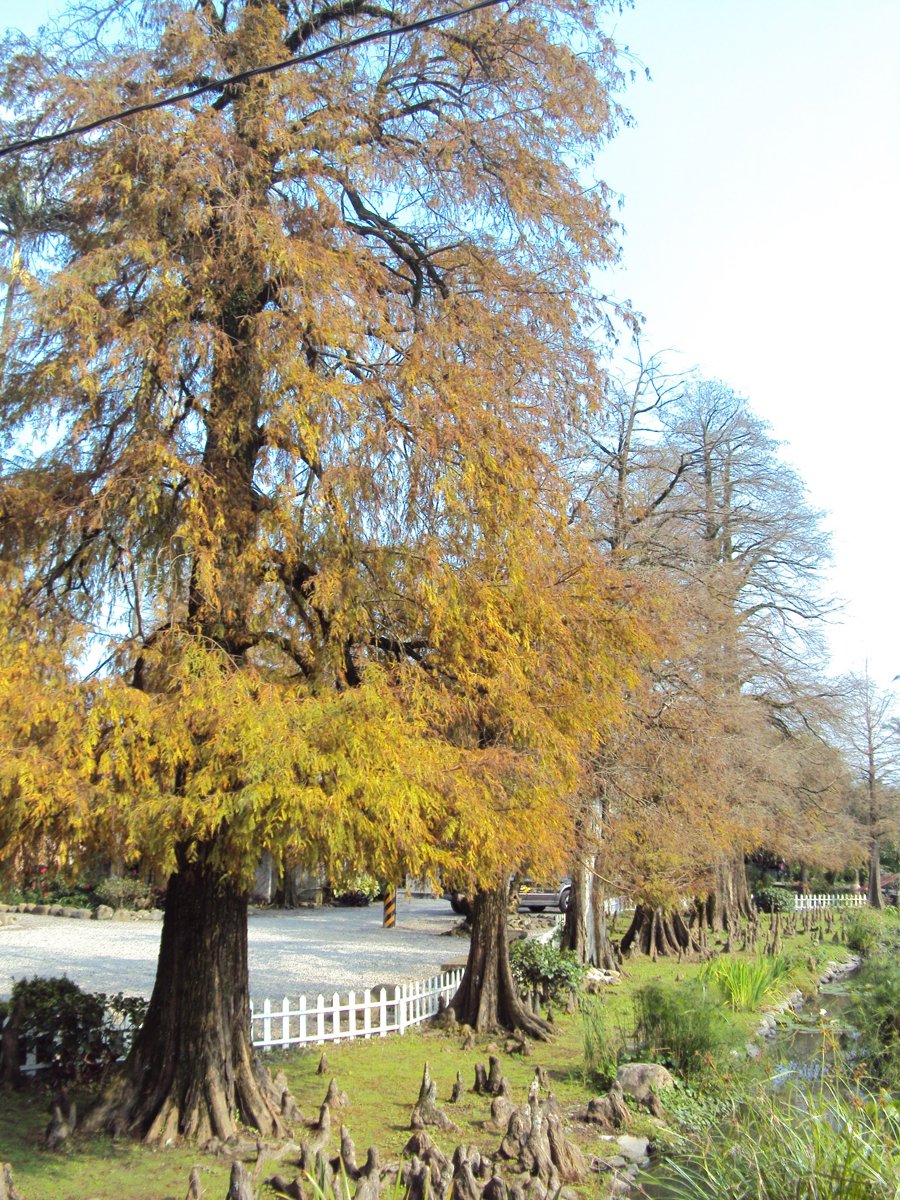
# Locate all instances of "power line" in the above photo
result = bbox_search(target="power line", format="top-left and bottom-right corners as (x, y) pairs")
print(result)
(0, 0), (509, 161)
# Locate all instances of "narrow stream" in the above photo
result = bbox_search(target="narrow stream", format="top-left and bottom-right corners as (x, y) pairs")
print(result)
(768, 980), (857, 1087)
(631, 972), (860, 1199)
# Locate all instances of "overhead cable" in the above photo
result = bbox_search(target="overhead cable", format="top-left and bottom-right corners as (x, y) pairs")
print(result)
(0, 0), (509, 160)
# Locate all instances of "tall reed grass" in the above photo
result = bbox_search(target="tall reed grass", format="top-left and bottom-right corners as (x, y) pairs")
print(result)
(702, 953), (793, 1010)
(579, 995), (622, 1087)
(648, 1079), (900, 1200)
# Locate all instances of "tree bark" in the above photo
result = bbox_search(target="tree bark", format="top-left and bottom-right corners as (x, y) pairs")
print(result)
(704, 854), (753, 932)
(276, 863), (324, 908)
(450, 888), (551, 1038)
(620, 904), (699, 959)
(562, 857), (617, 971)
(85, 844), (284, 1143)
(867, 840), (884, 909)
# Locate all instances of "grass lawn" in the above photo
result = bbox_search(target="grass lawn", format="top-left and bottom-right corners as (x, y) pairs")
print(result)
(0, 919), (853, 1200)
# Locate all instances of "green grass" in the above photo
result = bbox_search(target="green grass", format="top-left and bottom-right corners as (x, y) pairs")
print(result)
(701, 953), (794, 1010)
(649, 1079), (900, 1200)
(0, 917), (856, 1200)
(0, 1089), (233, 1200)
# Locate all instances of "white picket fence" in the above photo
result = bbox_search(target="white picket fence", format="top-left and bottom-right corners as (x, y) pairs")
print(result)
(17, 968), (464, 1074)
(794, 892), (867, 912)
(249, 967), (465, 1052)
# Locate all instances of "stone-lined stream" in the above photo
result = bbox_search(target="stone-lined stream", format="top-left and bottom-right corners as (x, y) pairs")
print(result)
(628, 959), (860, 1199)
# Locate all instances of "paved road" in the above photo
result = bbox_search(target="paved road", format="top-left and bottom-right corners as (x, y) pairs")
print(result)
(0, 897), (469, 1003)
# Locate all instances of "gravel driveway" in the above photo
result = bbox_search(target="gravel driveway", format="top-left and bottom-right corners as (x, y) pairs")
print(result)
(0, 898), (468, 1003)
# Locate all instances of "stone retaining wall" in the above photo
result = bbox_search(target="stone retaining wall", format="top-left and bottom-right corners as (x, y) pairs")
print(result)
(0, 902), (163, 922)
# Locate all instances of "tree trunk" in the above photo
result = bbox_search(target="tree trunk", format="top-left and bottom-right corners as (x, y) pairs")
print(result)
(562, 857), (617, 971)
(798, 862), (810, 896)
(277, 863), (325, 908)
(704, 854), (754, 932)
(867, 840), (884, 909)
(85, 845), (285, 1143)
(620, 904), (699, 959)
(450, 888), (551, 1039)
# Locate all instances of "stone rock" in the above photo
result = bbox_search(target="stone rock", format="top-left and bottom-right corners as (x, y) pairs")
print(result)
(583, 968), (622, 995)
(72, 908), (91, 919)
(757, 1012), (778, 1039)
(615, 1063), (673, 1105)
(583, 1081), (629, 1131)
(94, 905), (114, 920)
(615, 1135), (649, 1164)
(112, 909), (133, 921)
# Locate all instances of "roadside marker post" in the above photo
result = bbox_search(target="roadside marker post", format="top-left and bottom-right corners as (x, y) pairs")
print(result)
(383, 887), (397, 928)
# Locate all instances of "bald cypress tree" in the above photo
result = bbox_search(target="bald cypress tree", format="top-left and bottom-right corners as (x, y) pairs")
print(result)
(0, 0), (651, 1138)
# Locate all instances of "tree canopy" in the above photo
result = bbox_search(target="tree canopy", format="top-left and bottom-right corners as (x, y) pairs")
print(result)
(0, 0), (659, 1138)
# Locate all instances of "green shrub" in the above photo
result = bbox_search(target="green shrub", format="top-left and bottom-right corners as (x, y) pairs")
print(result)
(0, 869), (97, 909)
(94, 875), (153, 911)
(844, 908), (887, 956)
(631, 981), (738, 1075)
(654, 1077), (733, 1136)
(1, 977), (148, 1083)
(510, 938), (585, 1006)
(580, 996), (623, 1087)
(701, 953), (793, 1011)
(331, 873), (382, 905)
(848, 954), (900, 1086)
(754, 886), (795, 914)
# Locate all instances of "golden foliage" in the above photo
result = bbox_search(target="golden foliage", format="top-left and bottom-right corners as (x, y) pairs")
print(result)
(0, 0), (680, 1145)
(0, 0), (654, 891)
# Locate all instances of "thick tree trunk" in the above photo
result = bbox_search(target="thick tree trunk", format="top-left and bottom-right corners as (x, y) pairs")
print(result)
(450, 888), (551, 1039)
(867, 840), (884, 909)
(562, 857), (617, 971)
(85, 847), (285, 1144)
(276, 863), (325, 908)
(704, 854), (753, 932)
(620, 904), (699, 959)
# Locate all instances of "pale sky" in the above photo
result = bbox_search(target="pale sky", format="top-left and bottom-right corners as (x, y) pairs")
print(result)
(2, 0), (899, 685)
(597, 0), (900, 688)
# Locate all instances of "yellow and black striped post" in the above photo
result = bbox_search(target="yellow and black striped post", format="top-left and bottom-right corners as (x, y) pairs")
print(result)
(383, 886), (397, 928)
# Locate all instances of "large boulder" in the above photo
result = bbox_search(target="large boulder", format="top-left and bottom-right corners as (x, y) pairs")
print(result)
(615, 1063), (673, 1105)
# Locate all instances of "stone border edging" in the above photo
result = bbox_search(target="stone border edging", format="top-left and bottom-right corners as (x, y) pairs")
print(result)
(0, 902), (163, 922)
(754, 955), (860, 1042)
